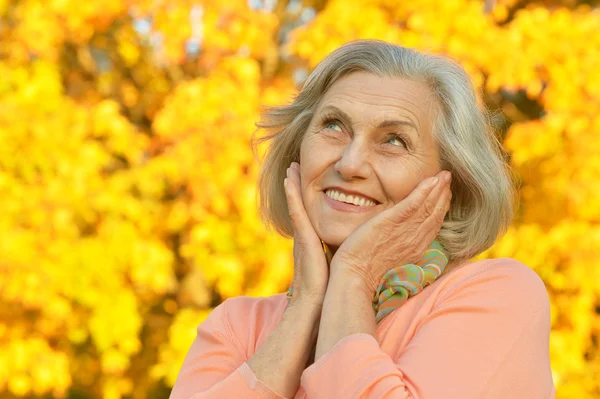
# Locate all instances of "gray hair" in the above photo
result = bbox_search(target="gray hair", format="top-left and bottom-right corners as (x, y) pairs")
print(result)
(251, 39), (515, 266)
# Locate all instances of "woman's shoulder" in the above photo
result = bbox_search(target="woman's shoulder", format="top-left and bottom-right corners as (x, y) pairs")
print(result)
(199, 293), (288, 331)
(441, 257), (546, 287)
(218, 292), (289, 321)
(209, 293), (289, 352)
(433, 257), (551, 314)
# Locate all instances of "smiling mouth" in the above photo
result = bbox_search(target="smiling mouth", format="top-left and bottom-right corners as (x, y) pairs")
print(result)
(323, 190), (378, 207)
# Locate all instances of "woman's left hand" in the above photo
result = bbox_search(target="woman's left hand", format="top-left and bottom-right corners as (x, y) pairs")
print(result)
(330, 170), (452, 296)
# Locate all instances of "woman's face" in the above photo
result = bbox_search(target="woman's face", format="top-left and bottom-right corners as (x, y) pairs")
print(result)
(299, 71), (441, 252)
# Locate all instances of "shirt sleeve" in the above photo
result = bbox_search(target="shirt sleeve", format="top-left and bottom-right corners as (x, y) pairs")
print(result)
(300, 259), (556, 399)
(169, 299), (287, 399)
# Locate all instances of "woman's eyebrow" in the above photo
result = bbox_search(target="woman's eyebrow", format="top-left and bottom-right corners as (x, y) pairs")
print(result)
(318, 105), (419, 136)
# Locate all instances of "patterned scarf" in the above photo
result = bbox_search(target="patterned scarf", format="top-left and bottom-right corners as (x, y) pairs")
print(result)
(286, 239), (449, 323)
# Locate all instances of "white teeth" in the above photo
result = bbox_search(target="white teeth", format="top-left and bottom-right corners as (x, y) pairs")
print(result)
(325, 190), (375, 206)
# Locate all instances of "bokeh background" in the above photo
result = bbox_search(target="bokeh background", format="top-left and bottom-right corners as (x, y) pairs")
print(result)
(0, 0), (598, 397)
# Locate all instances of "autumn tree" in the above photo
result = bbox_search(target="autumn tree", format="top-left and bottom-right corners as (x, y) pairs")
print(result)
(0, 0), (597, 398)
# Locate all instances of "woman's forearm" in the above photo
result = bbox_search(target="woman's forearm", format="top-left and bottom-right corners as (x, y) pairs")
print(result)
(314, 268), (376, 361)
(246, 300), (321, 398)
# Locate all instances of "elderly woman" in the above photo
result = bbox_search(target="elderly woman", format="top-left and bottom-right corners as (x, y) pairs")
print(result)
(169, 40), (555, 399)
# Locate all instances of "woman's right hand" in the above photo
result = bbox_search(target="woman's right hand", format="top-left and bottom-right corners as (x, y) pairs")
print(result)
(284, 161), (330, 309)
(245, 166), (328, 395)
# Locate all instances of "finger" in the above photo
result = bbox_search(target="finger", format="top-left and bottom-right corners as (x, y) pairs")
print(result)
(432, 171), (452, 218)
(391, 175), (440, 221)
(433, 184), (452, 223)
(286, 163), (323, 248)
(418, 184), (452, 239)
(288, 162), (303, 200)
(284, 168), (316, 240)
(419, 171), (451, 220)
(431, 170), (451, 201)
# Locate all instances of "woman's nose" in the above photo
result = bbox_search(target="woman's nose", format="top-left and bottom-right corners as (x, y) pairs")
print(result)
(333, 140), (371, 180)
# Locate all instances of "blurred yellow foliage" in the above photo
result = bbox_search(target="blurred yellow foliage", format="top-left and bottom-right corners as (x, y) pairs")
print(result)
(0, 0), (597, 397)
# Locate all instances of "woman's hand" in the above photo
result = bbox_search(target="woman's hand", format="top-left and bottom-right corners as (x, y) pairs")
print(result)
(330, 170), (452, 297)
(284, 161), (330, 309)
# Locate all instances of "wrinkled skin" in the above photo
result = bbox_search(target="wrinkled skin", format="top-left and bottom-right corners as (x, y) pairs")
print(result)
(284, 71), (452, 300)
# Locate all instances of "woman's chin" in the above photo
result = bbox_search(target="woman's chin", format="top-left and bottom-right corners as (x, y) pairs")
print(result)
(318, 232), (349, 251)
(313, 219), (360, 252)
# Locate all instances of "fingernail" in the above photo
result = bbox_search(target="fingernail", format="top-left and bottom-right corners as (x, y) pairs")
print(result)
(445, 172), (451, 183)
(286, 167), (290, 177)
(432, 176), (439, 186)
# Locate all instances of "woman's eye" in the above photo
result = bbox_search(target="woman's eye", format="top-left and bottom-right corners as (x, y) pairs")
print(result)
(324, 120), (342, 132)
(387, 135), (407, 148)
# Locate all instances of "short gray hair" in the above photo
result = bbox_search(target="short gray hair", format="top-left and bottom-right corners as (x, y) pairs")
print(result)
(252, 39), (514, 266)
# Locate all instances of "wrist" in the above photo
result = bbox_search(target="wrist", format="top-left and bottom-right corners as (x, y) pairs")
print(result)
(286, 298), (322, 335)
(314, 264), (378, 360)
(288, 292), (324, 313)
(329, 262), (374, 302)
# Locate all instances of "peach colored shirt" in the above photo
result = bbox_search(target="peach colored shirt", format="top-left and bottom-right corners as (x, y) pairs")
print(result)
(169, 258), (555, 399)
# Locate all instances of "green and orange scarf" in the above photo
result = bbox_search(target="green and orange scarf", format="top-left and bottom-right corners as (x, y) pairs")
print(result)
(286, 240), (449, 322)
